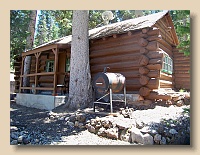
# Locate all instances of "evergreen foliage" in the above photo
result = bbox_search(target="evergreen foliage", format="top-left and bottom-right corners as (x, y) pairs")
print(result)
(10, 10), (31, 69)
(170, 10), (190, 55)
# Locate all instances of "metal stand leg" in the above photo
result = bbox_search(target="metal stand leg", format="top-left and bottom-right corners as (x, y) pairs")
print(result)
(110, 88), (113, 113)
(93, 103), (95, 112)
(124, 82), (127, 108)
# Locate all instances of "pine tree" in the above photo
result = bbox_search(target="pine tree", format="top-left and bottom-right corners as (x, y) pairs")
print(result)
(170, 10), (190, 55)
(34, 10), (49, 46)
(67, 10), (92, 110)
(23, 10), (37, 92)
(10, 10), (31, 69)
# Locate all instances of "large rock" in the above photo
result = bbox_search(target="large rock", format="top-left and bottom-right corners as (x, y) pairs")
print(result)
(143, 133), (154, 145)
(107, 127), (118, 139)
(154, 134), (162, 144)
(115, 118), (135, 129)
(131, 127), (144, 144)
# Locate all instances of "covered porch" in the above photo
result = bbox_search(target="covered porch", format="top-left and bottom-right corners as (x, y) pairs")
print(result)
(19, 44), (70, 96)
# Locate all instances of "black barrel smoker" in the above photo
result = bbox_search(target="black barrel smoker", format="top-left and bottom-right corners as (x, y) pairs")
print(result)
(92, 67), (127, 113)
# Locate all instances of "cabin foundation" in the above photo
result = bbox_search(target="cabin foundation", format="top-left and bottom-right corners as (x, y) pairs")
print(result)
(16, 93), (67, 111)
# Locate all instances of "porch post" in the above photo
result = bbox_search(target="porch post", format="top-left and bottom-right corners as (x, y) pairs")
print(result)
(34, 52), (41, 94)
(19, 56), (25, 93)
(52, 48), (58, 95)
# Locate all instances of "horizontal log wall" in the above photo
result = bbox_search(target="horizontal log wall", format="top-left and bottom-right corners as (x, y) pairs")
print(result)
(90, 29), (154, 93)
(90, 22), (175, 96)
(173, 49), (190, 90)
(13, 56), (22, 93)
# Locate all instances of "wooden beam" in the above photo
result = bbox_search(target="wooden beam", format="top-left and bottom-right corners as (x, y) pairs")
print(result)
(20, 72), (55, 77)
(34, 52), (41, 59)
(21, 44), (58, 57)
(20, 87), (54, 90)
(52, 48), (57, 55)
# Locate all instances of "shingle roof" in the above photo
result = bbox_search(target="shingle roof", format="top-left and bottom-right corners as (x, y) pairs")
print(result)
(32, 10), (177, 51)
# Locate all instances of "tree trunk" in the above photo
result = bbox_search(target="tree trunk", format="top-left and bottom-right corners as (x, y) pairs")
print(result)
(23, 10), (37, 92)
(67, 10), (92, 110)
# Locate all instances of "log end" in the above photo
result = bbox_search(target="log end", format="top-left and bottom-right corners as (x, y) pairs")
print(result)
(139, 75), (150, 85)
(139, 67), (150, 75)
(139, 55), (149, 66)
(138, 38), (149, 47)
(139, 87), (151, 96)
(140, 48), (149, 54)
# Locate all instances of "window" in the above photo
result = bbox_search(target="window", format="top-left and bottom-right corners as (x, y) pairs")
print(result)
(46, 60), (54, 72)
(66, 58), (70, 72)
(162, 54), (173, 74)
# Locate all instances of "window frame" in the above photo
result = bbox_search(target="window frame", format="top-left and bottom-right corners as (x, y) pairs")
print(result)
(46, 60), (54, 72)
(66, 58), (70, 72)
(161, 54), (173, 74)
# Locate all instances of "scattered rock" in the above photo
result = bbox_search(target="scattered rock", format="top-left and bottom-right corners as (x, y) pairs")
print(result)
(143, 133), (154, 145)
(176, 100), (184, 107)
(149, 129), (158, 136)
(131, 127), (143, 144)
(10, 102), (190, 145)
(18, 135), (24, 143)
(10, 126), (18, 132)
(154, 134), (162, 144)
(169, 129), (178, 135)
(97, 127), (107, 137)
(160, 137), (167, 145)
(69, 115), (76, 122)
(11, 140), (18, 145)
(120, 129), (131, 142)
(76, 113), (86, 122)
(78, 123), (85, 129)
(136, 120), (144, 129)
(10, 132), (18, 140)
(140, 126), (150, 133)
(65, 117), (69, 121)
(86, 124), (96, 133)
(67, 122), (74, 127)
(101, 118), (110, 128)
(74, 121), (79, 127)
(58, 116), (65, 121)
(107, 127), (118, 139)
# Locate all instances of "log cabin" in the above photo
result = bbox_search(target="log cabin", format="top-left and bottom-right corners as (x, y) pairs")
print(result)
(13, 11), (190, 110)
